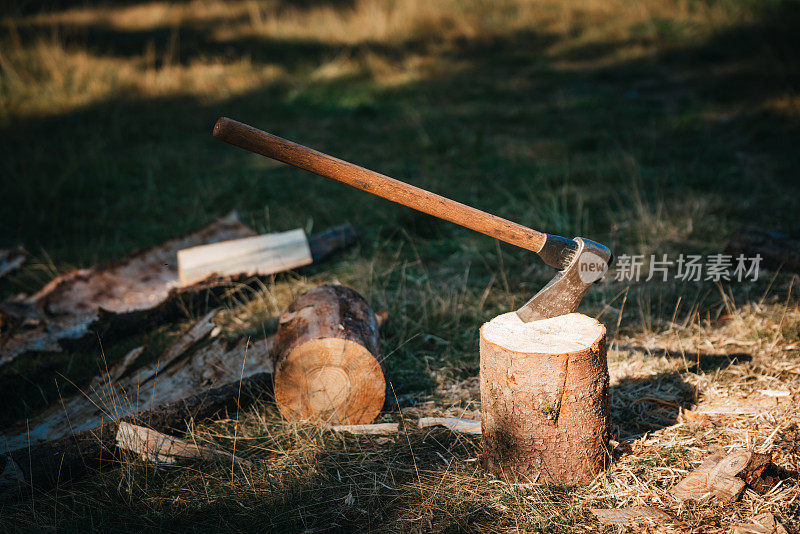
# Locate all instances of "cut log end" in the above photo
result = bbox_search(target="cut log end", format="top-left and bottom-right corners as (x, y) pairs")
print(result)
(480, 312), (610, 485)
(481, 312), (605, 354)
(273, 285), (386, 425)
(275, 337), (385, 424)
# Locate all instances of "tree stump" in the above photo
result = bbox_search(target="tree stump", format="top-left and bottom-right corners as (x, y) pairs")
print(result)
(273, 284), (385, 424)
(480, 312), (610, 484)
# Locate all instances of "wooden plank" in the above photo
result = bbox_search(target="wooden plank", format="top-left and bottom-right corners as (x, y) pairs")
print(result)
(178, 229), (312, 286)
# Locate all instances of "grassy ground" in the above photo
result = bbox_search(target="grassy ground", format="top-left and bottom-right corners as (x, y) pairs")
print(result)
(1, 0), (799, 531)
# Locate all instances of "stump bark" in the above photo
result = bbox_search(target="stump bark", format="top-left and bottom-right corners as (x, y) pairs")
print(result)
(273, 284), (385, 424)
(480, 312), (610, 484)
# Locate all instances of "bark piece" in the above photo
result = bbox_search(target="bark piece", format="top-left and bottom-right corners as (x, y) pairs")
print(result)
(480, 312), (610, 484)
(1, 312), (273, 451)
(671, 450), (777, 502)
(116, 422), (251, 467)
(730, 513), (788, 534)
(0, 247), (27, 280)
(418, 417), (482, 435)
(1, 371), (271, 495)
(739, 452), (780, 494)
(330, 423), (398, 434)
(725, 225), (800, 273)
(273, 284), (385, 425)
(178, 229), (312, 286)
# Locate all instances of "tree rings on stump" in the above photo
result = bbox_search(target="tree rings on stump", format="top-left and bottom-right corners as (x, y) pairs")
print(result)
(273, 285), (385, 425)
(480, 312), (610, 484)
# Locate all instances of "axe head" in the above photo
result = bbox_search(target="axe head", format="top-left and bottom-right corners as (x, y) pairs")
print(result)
(516, 237), (612, 322)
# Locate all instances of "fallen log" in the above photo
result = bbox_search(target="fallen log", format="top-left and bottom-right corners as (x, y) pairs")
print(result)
(1, 371), (271, 496)
(724, 225), (800, 273)
(731, 512), (788, 534)
(273, 285), (386, 425)
(480, 312), (610, 484)
(1, 311), (273, 452)
(0, 212), (252, 365)
(0, 215), (357, 367)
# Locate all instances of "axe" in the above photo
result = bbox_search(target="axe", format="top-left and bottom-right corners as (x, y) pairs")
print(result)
(213, 118), (612, 321)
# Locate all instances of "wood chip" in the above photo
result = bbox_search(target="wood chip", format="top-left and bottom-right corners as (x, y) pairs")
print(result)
(672, 450), (777, 502)
(731, 512), (788, 534)
(591, 506), (679, 529)
(116, 422), (252, 467)
(418, 417), (482, 435)
(679, 407), (714, 428)
(330, 423), (399, 434)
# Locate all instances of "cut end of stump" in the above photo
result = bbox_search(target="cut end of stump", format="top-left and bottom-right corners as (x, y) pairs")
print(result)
(480, 312), (604, 355)
(275, 337), (385, 425)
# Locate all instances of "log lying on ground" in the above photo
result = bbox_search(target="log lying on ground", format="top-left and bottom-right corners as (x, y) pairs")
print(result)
(1, 311), (273, 452)
(273, 285), (386, 425)
(0, 212), (252, 365)
(725, 225), (800, 273)
(0, 215), (357, 367)
(480, 312), (610, 484)
(1, 371), (271, 496)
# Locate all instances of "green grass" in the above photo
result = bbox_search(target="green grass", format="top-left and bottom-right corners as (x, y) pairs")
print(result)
(1, 0), (799, 531)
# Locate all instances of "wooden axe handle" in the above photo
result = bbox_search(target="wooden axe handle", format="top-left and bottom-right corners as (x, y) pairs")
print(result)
(213, 117), (547, 252)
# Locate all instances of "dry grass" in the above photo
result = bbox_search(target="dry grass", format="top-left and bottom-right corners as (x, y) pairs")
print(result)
(0, 0), (767, 118)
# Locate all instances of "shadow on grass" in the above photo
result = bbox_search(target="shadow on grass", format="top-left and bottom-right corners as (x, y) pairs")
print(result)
(611, 348), (751, 440)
